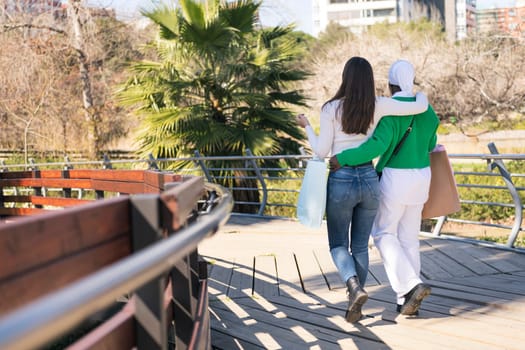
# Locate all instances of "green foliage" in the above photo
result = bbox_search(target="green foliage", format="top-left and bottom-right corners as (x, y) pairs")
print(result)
(119, 0), (310, 161)
(118, 0), (311, 213)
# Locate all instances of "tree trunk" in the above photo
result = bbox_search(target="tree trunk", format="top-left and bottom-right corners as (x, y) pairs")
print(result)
(67, 0), (100, 159)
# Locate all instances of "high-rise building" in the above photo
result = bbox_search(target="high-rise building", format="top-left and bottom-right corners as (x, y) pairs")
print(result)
(321, 0), (398, 35)
(230, 0), (524, 41)
(454, 0), (477, 39)
(475, 0), (524, 37)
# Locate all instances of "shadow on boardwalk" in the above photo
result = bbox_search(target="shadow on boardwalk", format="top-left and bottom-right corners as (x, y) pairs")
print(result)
(199, 216), (525, 350)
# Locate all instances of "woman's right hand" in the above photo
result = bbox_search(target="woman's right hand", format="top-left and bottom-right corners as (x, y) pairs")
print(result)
(296, 114), (310, 128)
(329, 155), (341, 172)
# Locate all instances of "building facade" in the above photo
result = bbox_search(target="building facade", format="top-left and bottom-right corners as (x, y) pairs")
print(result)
(475, 0), (524, 37)
(321, 0), (398, 35)
(269, 0), (523, 41)
(294, 0), (459, 40)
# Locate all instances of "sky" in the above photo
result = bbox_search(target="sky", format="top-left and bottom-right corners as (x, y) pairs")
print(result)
(85, 0), (519, 22)
(477, 0), (516, 9)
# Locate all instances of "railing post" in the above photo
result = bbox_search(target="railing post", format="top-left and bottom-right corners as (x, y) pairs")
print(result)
(148, 154), (160, 170)
(487, 142), (523, 248)
(0, 160), (7, 172)
(62, 156), (73, 198)
(162, 186), (200, 350)
(130, 195), (168, 350)
(102, 153), (113, 169)
(28, 160), (44, 209)
(245, 149), (267, 216)
(194, 150), (213, 182)
(431, 216), (447, 236)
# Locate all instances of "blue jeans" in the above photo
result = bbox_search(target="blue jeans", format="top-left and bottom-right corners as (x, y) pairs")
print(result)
(326, 164), (380, 286)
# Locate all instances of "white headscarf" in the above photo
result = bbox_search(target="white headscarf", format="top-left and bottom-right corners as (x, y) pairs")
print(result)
(388, 60), (415, 93)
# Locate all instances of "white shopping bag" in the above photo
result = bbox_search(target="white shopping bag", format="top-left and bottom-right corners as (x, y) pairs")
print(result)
(296, 158), (328, 228)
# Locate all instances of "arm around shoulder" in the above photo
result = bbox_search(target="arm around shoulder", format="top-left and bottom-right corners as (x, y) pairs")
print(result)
(376, 92), (428, 118)
(336, 119), (393, 166)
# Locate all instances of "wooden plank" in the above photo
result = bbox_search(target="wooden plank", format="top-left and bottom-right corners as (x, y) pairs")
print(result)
(68, 169), (145, 182)
(444, 240), (525, 273)
(211, 328), (266, 350)
(235, 294), (493, 350)
(28, 195), (91, 207)
(0, 171), (33, 179)
(90, 180), (145, 194)
(0, 196), (131, 281)
(143, 171), (184, 192)
(0, 207), (45, 216)
(211, 298), (380, 350)
(205, 257), (234, 300)
(67, 301), (135, 350)
(227, 256), (255, 299)
(312, 247), (346, 290)
(427, 279), (524, 302)
(445, 274), (525, 297)
(293, 250), (328, 293)
(161, 176), (204, 231)
(367, 254), (390, 286)
(423, 238), (501, 275)
(273, 288), (518, 350)
(0, 178), (94, 189)
(0, 236), (130, 315)
(253, 254), (279, 298)
(274, 253), (311, 300)
(419, 242), (456, 280)
(420, 239), (476, 278)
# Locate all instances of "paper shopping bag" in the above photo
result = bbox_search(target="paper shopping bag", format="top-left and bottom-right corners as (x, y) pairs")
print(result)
(422, 145), (461, 219)
(296, 158), (328, 228)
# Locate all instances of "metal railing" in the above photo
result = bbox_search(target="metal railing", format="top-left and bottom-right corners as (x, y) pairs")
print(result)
(1, 143), (524, 250)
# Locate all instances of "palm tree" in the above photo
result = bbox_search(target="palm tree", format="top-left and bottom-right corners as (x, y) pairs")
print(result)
(118, 0), (310, 213)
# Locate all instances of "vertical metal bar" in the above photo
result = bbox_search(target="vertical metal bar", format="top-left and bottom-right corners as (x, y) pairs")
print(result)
(148, 154), (160, 170)
(431, 216), (447, 236)
(193, 150), (213, 182)
(487, 142), (523, 248)
(63, 155), (73, 170)
(31, 168), (43, 209)
(245, 149), (267, 216)
(103, 153), (113, 169)
(0, 160), (7, 172)
(130, 195), (167, 350)
(0, 174), (4, 211)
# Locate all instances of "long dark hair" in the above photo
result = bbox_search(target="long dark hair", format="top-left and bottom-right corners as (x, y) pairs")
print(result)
(323, 57), (376, 134)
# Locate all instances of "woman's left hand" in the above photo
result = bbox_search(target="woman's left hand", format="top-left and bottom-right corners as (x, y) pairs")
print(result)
(296, 114), (310, 128)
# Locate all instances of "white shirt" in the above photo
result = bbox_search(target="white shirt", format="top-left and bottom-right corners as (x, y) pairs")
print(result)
(304, 93), (428, 158)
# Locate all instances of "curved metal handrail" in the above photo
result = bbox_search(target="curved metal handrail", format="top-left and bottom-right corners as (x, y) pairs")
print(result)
(0, 183), (233, 350)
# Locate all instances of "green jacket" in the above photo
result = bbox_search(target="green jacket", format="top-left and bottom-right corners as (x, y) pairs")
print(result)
(336, 96), (440, 172)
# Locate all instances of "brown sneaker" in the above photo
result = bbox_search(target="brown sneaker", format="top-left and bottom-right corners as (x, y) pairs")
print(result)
(399, 283), (431, 316)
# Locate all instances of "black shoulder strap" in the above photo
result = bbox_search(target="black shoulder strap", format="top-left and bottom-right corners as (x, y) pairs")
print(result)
(392, 117), (415, 156)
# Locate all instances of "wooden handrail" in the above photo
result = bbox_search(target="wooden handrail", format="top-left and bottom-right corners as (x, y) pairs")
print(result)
(0, 169), (232, 350)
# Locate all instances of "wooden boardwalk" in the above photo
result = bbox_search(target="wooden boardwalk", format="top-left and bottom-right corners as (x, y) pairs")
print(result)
(199, 216), (525, 350)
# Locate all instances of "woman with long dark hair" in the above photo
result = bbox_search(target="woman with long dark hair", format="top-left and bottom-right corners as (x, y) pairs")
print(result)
(296, 56), (428, 323)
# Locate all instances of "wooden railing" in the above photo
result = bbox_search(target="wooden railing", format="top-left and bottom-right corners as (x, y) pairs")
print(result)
(0, 169), (233, 349)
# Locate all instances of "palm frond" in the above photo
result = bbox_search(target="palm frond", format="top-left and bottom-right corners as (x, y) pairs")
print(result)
(141, 5), (180, 40)
(221, 0), (259, 35)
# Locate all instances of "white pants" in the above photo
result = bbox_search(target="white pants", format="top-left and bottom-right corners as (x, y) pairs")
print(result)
(371, 196), (424, 305)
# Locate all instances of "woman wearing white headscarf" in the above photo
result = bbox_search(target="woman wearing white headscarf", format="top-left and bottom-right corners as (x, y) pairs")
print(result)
(330, 59), (440, 316)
